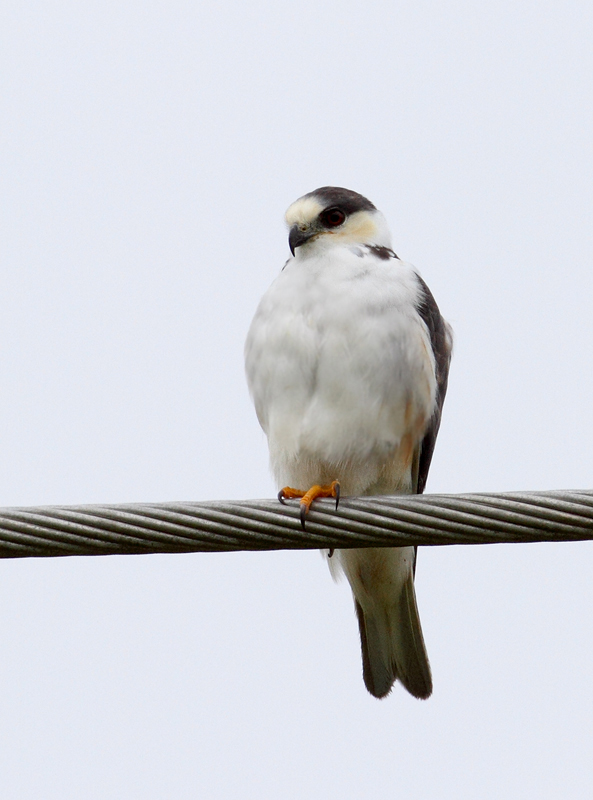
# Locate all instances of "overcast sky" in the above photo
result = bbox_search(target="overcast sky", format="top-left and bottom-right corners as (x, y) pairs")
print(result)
(1, 1), (593, 797)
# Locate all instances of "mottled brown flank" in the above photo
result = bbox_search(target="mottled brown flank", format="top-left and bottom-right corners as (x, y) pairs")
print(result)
(304, 186), (377, 216)
(364, 244), (399, 260)
(404, 397), (414, 428)
(399, 432), (415, 469)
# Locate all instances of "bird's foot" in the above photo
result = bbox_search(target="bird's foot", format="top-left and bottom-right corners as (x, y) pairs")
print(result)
(278, 480), (340, 530)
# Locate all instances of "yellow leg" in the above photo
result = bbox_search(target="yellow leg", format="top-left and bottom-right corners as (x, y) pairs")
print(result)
(278, 480), (340, 529)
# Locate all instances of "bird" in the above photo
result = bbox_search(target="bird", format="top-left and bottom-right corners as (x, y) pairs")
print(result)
(245, 187), (452, 699)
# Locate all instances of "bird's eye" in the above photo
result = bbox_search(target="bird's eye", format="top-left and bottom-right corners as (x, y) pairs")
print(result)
(321, 207), (346, 228)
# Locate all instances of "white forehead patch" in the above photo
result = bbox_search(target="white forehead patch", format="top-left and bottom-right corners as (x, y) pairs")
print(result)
(285, 197), (324, 227)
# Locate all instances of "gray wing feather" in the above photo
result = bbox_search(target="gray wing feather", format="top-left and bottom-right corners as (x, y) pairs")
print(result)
(414, 275), (453, 495)
(342, 270), (451, 701)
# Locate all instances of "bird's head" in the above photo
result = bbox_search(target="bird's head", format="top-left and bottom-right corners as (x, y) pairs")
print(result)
(285, 187), (392, 256)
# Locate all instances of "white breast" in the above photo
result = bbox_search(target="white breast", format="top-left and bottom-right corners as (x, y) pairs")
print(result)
(245, 246), (437, 496)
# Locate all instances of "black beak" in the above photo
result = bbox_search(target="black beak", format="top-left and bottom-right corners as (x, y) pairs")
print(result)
(289, 225), (315, 256)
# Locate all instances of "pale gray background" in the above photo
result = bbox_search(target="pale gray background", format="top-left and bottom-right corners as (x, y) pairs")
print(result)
(1, 1), (593, 797)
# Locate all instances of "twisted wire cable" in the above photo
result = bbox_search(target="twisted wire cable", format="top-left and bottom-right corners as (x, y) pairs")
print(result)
(0, 490), (593, 558)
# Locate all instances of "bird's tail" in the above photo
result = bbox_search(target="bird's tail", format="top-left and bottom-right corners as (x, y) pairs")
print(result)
(337, 547), (432, 699)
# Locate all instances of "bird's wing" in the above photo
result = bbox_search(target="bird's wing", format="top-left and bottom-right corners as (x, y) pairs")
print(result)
(413, 275), (453, 495)
(339, 269), (452, 699)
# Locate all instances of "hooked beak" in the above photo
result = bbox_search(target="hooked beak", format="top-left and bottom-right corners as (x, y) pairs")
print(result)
(289, 224), (316, 256)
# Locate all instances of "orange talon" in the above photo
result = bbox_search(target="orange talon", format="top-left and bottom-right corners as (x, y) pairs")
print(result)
(278, 486), (306, 503)
(299, 481), (341, 529)
(278, 481), (340, 528)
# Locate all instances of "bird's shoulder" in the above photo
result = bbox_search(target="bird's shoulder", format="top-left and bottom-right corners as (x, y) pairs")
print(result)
(277, 242), (420, 296)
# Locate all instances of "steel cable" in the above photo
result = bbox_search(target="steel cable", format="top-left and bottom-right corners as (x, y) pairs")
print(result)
(0, 490), (592, 558)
